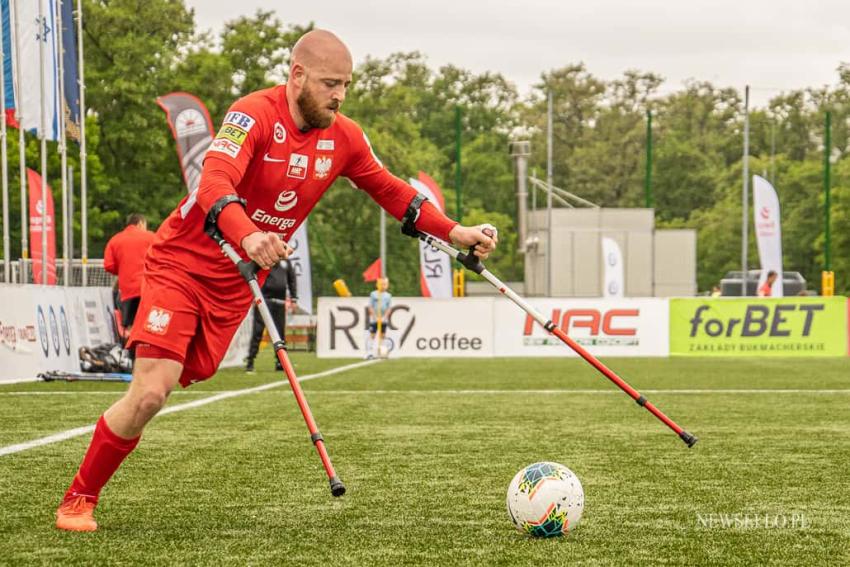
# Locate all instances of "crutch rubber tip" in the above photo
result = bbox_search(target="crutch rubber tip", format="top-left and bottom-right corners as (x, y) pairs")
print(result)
(329, 476), (346, 497)
(679, 431), (698, 448)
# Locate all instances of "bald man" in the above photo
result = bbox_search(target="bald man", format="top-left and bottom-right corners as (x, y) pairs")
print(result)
(55, 29), (498, 531)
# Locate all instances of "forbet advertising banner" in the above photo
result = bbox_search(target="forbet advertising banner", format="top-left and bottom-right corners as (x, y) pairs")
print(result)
(317, 297), (494, 358)
(493, 298), (669, 357)
(670, 297), (848, 356)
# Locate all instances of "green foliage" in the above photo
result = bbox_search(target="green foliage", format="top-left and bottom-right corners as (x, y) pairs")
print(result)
(5, 4), (849, 298)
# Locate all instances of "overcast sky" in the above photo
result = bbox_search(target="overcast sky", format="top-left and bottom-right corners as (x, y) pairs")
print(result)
(184, 0), (850, 107)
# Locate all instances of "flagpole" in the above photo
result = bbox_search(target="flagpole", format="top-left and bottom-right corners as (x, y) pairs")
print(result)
(68, 164), (73, 264)
(76, 0), (86, 286)
(0, 1), (9, 283)
(38, 0), (49, 285)
(56, 0), (68, 286)
(741, 85), (750, 297)
(379, 209), (386, 279)
(13, 0), (28, 283)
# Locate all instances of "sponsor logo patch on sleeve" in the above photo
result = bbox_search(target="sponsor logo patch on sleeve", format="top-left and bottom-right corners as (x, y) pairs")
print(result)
(223, 111), (256, 131)
(216, 124), (248, 145)
(208, 137), (243, 159)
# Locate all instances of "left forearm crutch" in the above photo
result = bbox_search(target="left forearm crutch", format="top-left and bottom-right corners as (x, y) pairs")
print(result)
(205, 204), (346, 496)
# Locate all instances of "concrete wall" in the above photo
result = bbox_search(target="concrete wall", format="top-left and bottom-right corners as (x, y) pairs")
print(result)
(523, 208), (696, 297)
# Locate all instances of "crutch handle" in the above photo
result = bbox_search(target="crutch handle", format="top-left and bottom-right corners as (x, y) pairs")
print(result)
(456, 226), (497, 275)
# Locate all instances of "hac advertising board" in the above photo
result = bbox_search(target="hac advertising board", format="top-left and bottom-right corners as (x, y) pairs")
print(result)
(669, 297), (848, 356)
(493, 298), (670, 357)
(317, 297), (495, 358)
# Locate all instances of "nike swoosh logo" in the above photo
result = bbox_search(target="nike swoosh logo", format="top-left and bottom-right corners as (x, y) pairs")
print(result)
(263, 153), (287, 163)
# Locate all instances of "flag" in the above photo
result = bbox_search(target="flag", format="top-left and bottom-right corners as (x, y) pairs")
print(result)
(753, 175), (784, 297)
(362, 258), (381, 282)
(59, 0), (80, 141)
(27, 167), (56, 284)
(601, 237), (624, 297)
(287, 221), (313, 314)
(409, 172), (453, 298)
(1, 0), (18, 127)
(14, 0), (62, 141)
(156, 92), (214, 193)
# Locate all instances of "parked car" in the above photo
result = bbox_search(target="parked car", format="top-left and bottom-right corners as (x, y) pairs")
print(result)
(719, 270), (807, 297)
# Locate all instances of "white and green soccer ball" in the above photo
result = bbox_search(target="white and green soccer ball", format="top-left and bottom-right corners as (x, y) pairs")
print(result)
(506, 462), (584, 537)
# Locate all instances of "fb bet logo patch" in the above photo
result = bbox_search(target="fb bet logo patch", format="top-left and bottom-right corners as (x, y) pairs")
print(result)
(222, 111), (256, 131)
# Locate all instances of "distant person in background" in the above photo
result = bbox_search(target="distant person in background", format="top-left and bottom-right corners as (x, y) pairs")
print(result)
(367, 277), (392, 359)
(758, 270), (778, 297)
(710, 285), (722, 297)
(104, 214), (156, 330)
(245, 259), (298, 373)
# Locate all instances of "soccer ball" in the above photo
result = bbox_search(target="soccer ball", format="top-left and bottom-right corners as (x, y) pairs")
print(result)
(506, 461), (584, 537)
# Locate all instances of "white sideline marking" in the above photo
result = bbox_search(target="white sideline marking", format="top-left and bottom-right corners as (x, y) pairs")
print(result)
(0, 360), (377, 457)
(4, 388), (850, 396)
(305, 389), (850, 395)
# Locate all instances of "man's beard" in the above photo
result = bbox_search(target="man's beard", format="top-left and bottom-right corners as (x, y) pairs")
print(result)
(297, 86), (337, 129)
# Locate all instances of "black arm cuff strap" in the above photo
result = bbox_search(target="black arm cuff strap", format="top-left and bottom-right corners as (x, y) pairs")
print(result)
(400, 193), (426, 237)
(204, 195), (248, 239)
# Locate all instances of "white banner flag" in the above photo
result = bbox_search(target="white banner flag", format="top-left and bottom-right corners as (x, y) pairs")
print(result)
(602, 237), (624, 297)
(410, 172), (453, 298)
(13, 0), (61, 141)
(288, 221), (313, 314)
(753, 175), (784, 297)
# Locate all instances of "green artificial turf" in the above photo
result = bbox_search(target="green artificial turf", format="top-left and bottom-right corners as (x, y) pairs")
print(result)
(1, 354), (849, 565)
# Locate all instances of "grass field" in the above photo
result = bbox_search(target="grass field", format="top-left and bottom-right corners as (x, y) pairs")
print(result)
(1, 354), (849, 566)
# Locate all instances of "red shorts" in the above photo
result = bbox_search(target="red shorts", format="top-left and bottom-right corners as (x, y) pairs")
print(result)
(127, 268), (252, 387)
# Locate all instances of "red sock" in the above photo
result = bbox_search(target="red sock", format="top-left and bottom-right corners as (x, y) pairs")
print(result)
(63, 415), (140, 505)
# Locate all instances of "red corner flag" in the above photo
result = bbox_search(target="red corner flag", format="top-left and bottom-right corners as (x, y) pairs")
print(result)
(362, 258), (381, 282)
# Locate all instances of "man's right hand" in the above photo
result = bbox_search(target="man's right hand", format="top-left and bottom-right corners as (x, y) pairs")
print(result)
(241, 231), (291, 269)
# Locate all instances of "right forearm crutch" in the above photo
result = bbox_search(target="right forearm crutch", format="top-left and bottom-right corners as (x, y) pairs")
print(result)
(206, 221), (345, 497)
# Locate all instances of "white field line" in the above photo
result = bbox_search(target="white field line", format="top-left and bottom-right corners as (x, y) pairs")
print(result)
(0, 360), (377, 457)
(301, 389), (850, 395)
(4, 388), (850, 396)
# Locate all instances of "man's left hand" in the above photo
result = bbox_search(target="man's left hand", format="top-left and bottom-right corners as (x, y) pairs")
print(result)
(448, 224), (499, 260)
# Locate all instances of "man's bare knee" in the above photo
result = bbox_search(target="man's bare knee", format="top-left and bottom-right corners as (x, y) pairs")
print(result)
(118, 357), (182, 422)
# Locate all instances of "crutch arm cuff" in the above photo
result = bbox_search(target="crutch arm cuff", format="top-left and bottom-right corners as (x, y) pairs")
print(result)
(400, 193), (458, 242)
(400, 193), (426, 237)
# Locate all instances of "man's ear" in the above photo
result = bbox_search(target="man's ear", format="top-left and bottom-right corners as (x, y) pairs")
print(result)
(290, 63), (306, 87)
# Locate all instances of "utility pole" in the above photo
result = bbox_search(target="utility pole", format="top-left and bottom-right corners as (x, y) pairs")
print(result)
(645, 109), (653, 208)
(455, 106), (462, 221)
(741, 85), (750, 296)
(546, 91), (554, 297)
(824, 111), (831, 272)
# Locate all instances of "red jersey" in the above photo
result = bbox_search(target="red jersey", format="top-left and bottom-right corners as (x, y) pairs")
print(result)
(757, 281), (772, 297)
(147, 84), (456, 294)
(103, 224), (156, 299)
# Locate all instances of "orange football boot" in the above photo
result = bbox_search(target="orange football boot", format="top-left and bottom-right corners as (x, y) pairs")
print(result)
(55, 495), (98, 532)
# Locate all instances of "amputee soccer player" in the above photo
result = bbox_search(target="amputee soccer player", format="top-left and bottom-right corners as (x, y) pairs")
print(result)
(55, 29), (499, 531)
